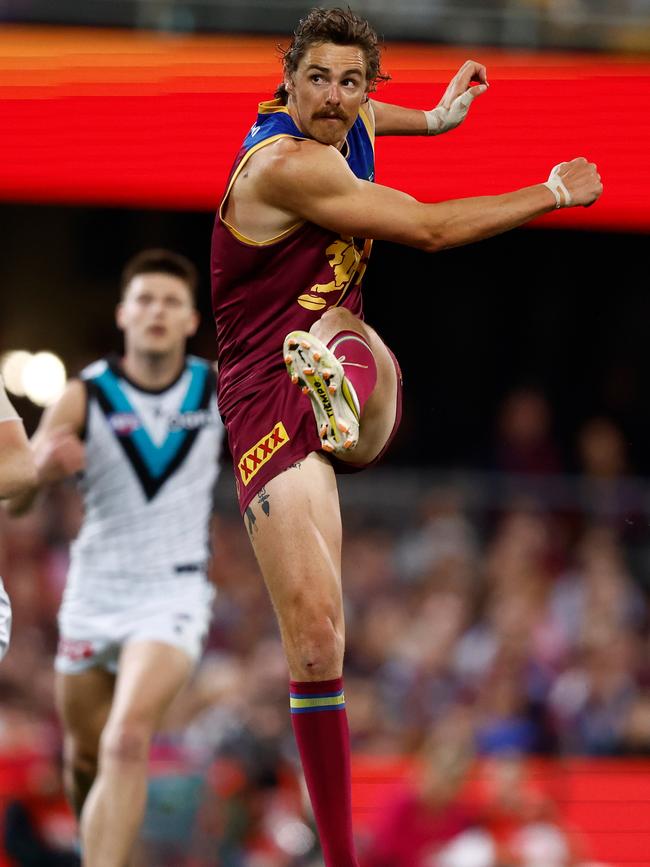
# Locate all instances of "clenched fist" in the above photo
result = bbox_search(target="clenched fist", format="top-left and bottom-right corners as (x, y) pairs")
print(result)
(544, 158), (603, 208)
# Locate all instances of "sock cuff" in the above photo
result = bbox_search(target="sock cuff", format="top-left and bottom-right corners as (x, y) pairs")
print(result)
(327, 330), (372, 355)
(290, 678), (345, 713)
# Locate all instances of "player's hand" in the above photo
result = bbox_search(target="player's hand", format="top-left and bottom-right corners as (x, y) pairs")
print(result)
(35, 426), (85, 483)
(543, 158), (603, 208)
(425, 60), (489, 135)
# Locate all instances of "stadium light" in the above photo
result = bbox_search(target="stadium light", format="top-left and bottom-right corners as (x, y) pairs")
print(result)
(0, 350), (33, 397)
(21, 351), (67, 407)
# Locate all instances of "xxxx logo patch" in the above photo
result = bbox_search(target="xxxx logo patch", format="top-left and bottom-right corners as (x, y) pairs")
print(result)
(238, 422), (289, 486)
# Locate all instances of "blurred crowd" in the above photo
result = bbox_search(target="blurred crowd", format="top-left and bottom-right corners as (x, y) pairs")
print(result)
(1, 387), (649, 865)
(410, 0), (650, 51)
(3, 0), (649, 52)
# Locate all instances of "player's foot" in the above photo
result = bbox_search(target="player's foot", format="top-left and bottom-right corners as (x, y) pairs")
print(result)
(283, 330), (360, 454)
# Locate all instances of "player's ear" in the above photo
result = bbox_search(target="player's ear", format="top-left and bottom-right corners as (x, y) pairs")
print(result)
(186, 309), (200, 338)
(115, 302), (126, 332)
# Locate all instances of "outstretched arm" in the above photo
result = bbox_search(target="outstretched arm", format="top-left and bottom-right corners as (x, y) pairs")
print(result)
(258, 137), (602, 252)
(371, 59), (488, 137)
(4, 378), (86, 516)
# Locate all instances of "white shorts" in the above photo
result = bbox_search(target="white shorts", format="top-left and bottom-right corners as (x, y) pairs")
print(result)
(0, 577), (11, 661)
(55, 578), (215, 675)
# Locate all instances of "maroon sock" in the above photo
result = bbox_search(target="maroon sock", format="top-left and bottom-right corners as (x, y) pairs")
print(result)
(290, 677), (358, 866)
(327, 330), (377, 415)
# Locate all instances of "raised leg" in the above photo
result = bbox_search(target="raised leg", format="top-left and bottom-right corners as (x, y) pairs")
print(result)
(284, 306), (400, 464)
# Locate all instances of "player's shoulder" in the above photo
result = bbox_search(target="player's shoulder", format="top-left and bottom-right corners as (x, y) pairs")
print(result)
(261, 135), (340, 172)
(257, 136), (349, 197)
(79, 358), (109, 382)
(185, 354), (211, 367)
(33, 375), (87, 438)
(185, 355), (215, 374)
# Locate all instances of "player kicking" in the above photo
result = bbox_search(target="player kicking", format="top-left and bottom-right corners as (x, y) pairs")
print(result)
(8, 250), (224, 867)
(211, 8), (602, 864)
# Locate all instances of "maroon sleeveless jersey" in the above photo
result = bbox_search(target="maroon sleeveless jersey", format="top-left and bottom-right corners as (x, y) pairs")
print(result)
(211, 99), (375, 512)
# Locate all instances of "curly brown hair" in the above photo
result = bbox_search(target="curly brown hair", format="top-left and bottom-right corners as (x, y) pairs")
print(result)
(275, 7), (390, 104)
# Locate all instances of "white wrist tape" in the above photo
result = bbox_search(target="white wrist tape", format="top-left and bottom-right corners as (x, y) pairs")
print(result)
(543, 163), (572, 209)
(424, 87), (483, 135)
(0, 379), (20, 424)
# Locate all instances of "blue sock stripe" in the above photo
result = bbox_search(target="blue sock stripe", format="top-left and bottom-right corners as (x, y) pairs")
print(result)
(291, 704), (347, 714)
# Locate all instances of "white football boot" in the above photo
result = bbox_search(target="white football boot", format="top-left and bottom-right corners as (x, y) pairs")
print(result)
(283, 330), (360, 454)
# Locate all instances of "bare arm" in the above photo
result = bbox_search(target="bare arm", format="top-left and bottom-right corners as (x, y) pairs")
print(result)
(371, 59), (489, 137)
(369, 99), (428, 136)
(0, 381), (36, 498)
(258, 139), (602, 253)
(5, 378), (86, 517)
(0, 421), (37, 499)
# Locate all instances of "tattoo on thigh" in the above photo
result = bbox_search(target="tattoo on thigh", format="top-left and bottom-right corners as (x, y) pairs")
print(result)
(245, 506), (257, 538)
(257, 487), (270, 517)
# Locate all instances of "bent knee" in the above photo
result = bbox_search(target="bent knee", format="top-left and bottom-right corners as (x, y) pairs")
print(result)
(100, 722), (152, 764)
(310, 307), (363, 343)
(289, 610), (344, 679)
(65, 741), (99, 777)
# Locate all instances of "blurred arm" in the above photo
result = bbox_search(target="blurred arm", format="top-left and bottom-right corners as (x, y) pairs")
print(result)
(0, 421), (37, 500)
(5, 378), (86, 517)
(0, 381), (36, 499)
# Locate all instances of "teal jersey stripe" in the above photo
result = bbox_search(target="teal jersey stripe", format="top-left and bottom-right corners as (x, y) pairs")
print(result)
(94, 361), (208, 478)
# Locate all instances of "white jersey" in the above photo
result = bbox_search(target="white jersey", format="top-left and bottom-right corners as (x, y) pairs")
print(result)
(0, 577), (11, 661)
(64, 356), (224, 609)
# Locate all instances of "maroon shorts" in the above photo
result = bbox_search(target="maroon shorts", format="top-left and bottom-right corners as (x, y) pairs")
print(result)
(227, 350), (403, 515)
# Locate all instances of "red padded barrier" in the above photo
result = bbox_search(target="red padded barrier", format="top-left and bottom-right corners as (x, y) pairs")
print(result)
(0, 28), (648, 231)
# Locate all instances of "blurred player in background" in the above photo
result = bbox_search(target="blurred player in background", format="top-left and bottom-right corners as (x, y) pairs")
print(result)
(0, 377), (37, 660)
(211, 7), (602, 864)
(7, 250), (224, 867)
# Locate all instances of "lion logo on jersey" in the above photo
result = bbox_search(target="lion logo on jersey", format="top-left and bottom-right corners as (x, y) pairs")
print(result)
(298, 237), (366, 311)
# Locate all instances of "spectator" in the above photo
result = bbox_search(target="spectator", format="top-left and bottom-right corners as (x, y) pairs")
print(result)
(492, 389), (563, 477)
(361, 714), (480, 867)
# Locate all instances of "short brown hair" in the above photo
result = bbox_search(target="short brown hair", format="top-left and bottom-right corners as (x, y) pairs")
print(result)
(121, 249), (198, 302)
(275, 7), (390, 103)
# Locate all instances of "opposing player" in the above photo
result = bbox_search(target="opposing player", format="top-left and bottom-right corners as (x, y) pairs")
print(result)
(211, 8), (602, 865)
(0, 378), (37, 660)
(8, 250), (224, 867)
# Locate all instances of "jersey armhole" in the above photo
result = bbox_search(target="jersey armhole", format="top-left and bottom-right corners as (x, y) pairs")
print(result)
(218, 134), (305, 247)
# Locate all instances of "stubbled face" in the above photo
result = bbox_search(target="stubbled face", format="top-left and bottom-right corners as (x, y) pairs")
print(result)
(117, 273), (198, 357)
(285, 42), (369, 148)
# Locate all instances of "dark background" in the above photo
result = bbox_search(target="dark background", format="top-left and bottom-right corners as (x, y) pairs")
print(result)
(1, 201), (646, 474)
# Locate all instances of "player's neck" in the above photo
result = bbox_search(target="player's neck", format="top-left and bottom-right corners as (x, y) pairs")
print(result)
(121, 349), (185, 391)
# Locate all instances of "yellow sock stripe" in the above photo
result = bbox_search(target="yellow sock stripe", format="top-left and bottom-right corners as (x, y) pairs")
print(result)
(290, 692), (345, 712)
